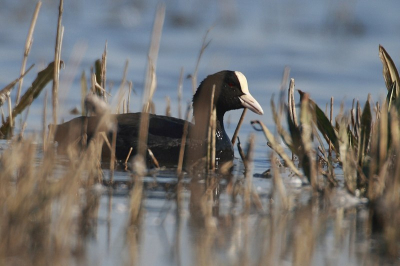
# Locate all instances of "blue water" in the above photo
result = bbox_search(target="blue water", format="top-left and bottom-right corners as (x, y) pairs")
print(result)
(1, 0), (400, 265)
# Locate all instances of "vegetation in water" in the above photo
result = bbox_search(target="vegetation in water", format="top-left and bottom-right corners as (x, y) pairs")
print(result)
(0, 1), (399, 265)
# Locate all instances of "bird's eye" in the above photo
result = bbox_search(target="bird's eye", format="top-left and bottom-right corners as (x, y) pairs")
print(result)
(228, 82), (234, 88)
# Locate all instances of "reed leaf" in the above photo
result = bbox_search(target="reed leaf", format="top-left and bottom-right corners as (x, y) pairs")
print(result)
(298, 90), (339, 153)
(379, 45), (400, 109)
(358, 98), (372, 167)
(270, 98), (293, 151)
(286, 106), (302, 156)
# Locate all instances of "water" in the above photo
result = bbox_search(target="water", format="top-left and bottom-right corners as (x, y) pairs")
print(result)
(1, 0), (400, 265)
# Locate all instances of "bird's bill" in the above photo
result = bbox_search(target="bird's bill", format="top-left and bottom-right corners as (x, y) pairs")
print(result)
(239, 93), (264, 115)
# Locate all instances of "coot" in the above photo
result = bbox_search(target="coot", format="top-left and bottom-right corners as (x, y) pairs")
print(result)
(53, 70), (263, 167)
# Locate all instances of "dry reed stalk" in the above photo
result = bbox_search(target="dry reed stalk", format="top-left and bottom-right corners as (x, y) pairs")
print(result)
(211, 108), (216, 171)
(279, 67), (290, 116)
(137, 64), (154, 157)
(389, 108), (400, 204)
(90, 71), (96, 94)
(252, 120), (303, 177)
(125, 147), (133, 164)
(127, 81), (132, 113)
(147, 148), (160, 168)
(292, 206), (318, 266)
(300, 93), (317, 190)
(329, 97), (334, 156)
(137, 5), (165, 158)
(165, 96), (171, 116)
(177, 67), (184, 119)
(7, 97), (12, 130)
(101, 41), (107, 90)
(52, 0), (64, 127)
(206, 85), (216, 172)
(81, 71), (87, 115)
(116, 60), (129, 113)
(109, 127), (117, 183)
(192, 27), (212, 94)
(236, 137), (247, 169)
(270, 152), (289, 210)
(231, 108), (247, 145)
(177, 105), (192, 177)
(42, 91), (48, 152)
(128, 155), (146, 227)
(244, 134), (255, 211)
(379, 102), (388, 170)
(18, 99), (32, 139)
(15, 2), (41, 105)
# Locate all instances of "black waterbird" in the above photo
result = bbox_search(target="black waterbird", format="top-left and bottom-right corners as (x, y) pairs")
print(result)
(53, 70), (264, 167)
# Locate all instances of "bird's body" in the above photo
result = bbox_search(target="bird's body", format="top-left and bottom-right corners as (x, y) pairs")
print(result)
(53, 70), (263, 167)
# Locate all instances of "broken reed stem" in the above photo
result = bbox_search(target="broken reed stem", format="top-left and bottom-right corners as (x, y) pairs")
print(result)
(177, 105), (192, 177)
(177, 67), (184, 119)
(231, 108), (247, 145)
(52, 0), (64, 127)
(147, 149), (160, 168)
(125, 147), (133, 164)
(16, 1), (41, 105)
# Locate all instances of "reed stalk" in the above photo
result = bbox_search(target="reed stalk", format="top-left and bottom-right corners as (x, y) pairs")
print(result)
(15, 2), (41, 105)
(52, 0), (64, 127)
